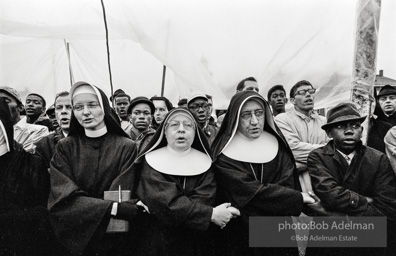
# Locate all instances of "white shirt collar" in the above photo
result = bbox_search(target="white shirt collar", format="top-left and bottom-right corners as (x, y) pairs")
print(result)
(336, 149), (355, 165)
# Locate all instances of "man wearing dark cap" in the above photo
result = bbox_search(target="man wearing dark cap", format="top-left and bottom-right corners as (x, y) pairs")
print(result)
(177, 98), (187, 108)
(0, 87), (49, 152)
(127, 96), (156, 150)
(267, 84), (287, 116)
(0, 86), (24, 124)
(24, 93), (54, 131)
(376, 84), (396, 126)
(45, 105), (59, 130)
(307, 102), (396, 255)
(187, 91), (218, 145)
(109, 89), (125, 104)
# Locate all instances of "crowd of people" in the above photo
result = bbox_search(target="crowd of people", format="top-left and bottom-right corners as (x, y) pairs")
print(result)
(1, 77), (396, 256)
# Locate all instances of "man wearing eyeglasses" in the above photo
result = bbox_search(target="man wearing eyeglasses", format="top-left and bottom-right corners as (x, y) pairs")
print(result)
(275, 80), (327, 171)
(187, 91), (218, 145)
(275, 80), (327, 200)
(127, 97), (156, 146)
(307, 103), (396, 255)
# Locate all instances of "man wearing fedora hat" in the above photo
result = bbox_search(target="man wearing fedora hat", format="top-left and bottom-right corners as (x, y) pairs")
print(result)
(307, 102), (396, 254)
(376, 84), (396, 126)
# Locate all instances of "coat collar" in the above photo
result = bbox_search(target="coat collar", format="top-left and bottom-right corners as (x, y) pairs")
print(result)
(322, 140), (364, 156)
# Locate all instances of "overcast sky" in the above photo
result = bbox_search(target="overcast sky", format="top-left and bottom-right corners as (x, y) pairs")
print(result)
(377, 0), (396, 79)
(1, 0), (395, 107)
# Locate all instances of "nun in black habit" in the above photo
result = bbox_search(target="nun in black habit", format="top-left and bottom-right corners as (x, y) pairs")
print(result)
(211, 91), (315, 256)
(48, 82), (140, 256)
(134, 107), (240, 256)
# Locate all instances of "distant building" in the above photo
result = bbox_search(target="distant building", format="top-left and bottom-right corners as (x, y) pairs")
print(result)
(374, 70), (396, 94)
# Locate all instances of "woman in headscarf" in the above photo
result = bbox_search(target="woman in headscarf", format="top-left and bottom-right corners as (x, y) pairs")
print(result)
(134, 107), (240, 256)
(48, 82), (140, 256)
(0, 97), (52, 255)
(211, 91), (315, 256)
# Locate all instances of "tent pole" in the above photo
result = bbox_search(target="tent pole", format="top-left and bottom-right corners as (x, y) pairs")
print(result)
(100, 0), (114, 107)
(161, 65), (167, 96)
(64, 39), (74, 87)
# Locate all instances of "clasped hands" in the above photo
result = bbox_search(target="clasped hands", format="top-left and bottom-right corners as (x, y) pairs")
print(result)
(211, 202), (240, 229)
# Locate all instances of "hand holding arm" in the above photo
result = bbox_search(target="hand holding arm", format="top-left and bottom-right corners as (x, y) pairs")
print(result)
(227, 206), (241, 217)
(211, 203), (233, 228)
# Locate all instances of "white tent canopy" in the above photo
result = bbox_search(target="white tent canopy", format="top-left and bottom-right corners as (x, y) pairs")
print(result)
(1, 0), (395, 110)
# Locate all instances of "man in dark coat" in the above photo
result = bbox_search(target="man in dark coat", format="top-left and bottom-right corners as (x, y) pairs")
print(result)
(376, 84), (396, 126)
(35, 91), (71, 168)
(307, 102), (396, 255)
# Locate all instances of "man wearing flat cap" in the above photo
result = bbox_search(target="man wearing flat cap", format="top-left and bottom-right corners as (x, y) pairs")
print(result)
(376, 84), (396, 126)
(307, 103), (396, 255)
(187, 91), (219, 145)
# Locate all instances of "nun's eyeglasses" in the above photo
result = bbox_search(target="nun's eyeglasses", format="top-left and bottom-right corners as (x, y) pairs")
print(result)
(73, 102), (100, 111)
(240, 109), (264, 120)
(166, 121), (195, 131)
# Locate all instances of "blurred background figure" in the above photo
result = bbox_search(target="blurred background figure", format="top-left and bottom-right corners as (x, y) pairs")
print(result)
(113, 92), (132, 134)
(267, 84), (287, 116)
(150, 96), (173, 129)
(235, 77), (259, 93)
